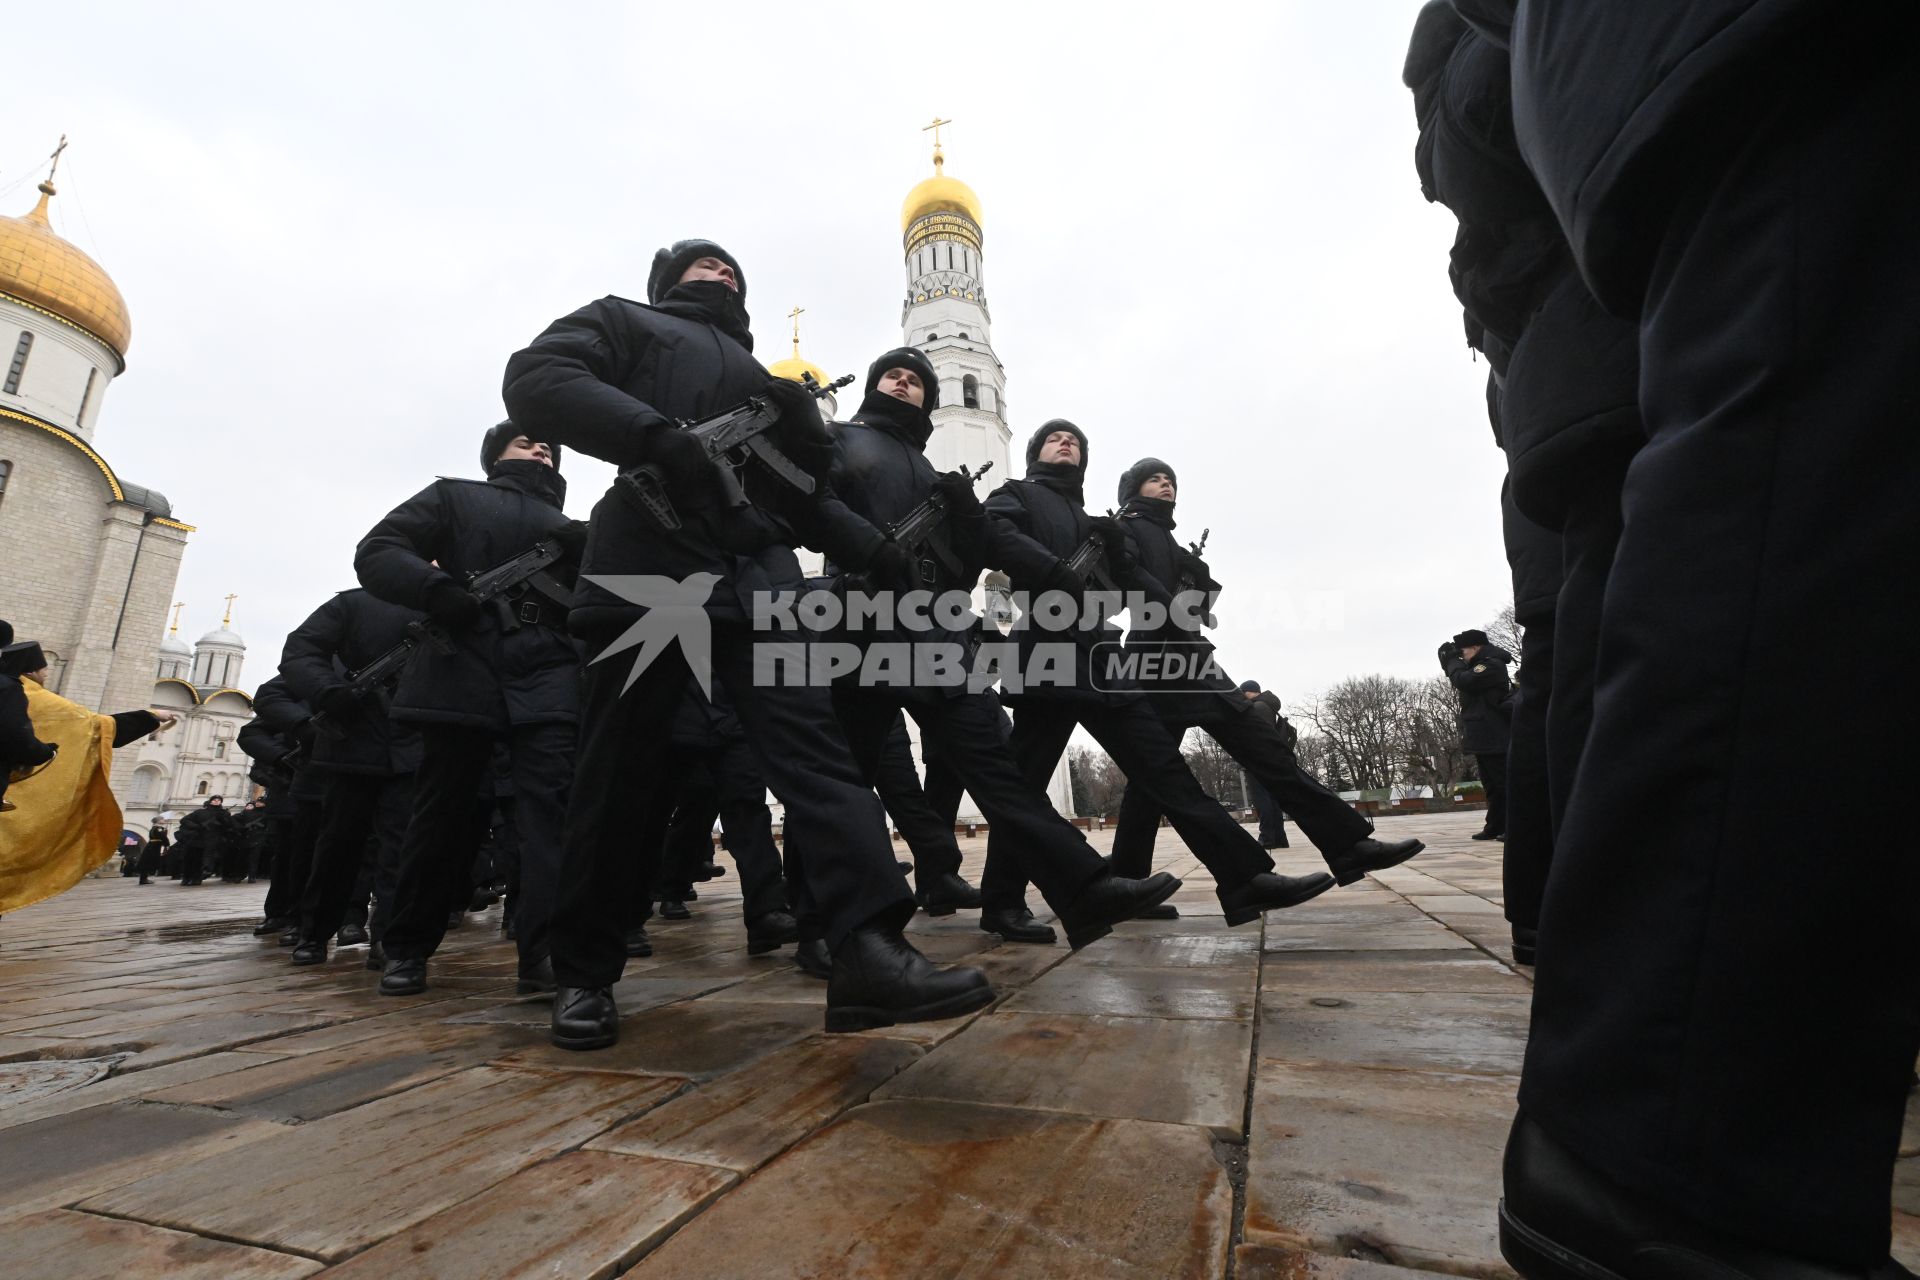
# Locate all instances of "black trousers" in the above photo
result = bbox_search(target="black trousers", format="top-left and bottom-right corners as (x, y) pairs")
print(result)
(1108, 695), (1373, 880)
(1246, 776), (1288, 846)
(984, 697), (1277, 911)
(383, 720), (571, 968)
(1500, 602), (1554, 934)
(296, 772), (413, 944)
(834, 688), (1107, 915)
(1519, 24), (1920, 1263)
(1473, 752), (1508, 837)
(874, 711), (963, 881)
(552, 620), (912, 989)
(261, 799), (322, 921)
(659, 748), (789, 921)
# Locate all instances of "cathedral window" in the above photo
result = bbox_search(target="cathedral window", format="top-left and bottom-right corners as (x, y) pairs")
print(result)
(196, 778), (210, 795)
(0, 459), (11, 509)
(78, 368), (98, 422)
(963, 375), (980, 410)
(214, 739), (228, 759)
(4, 331), (30, 394)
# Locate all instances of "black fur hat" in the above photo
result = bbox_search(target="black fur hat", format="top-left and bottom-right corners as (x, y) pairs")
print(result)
(2, 639), (48, 677)
(479, 421), (562, 476)
(1453, 628), (1491, 648)
(648, 239), (746, 305)
(864, 347), (940, 411)
(1117, 456), (1178, 505)
(1025, 419), (1088, 469)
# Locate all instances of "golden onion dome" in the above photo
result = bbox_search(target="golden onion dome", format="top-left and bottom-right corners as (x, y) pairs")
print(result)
(901, 158), (984, 233)
(768, 355), (832, 387)
(0, 181), (132, 362)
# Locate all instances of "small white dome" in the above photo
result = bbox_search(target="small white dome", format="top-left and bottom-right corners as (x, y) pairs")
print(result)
(160, 632), (192, 656)
(195, 626), (245, 650)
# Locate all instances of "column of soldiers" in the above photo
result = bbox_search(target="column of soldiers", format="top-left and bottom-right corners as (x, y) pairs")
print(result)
(241, 237), (1418, 1057)
(1407, 3), (1918, 1279)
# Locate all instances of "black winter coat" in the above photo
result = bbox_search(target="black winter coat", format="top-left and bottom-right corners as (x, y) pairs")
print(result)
(825, 416), (991, 663)
(1, 671), (56, 769)
(1412, 17), (1642, 529)
(1115, 505), (1243, 710)
(355, 469), (581, 731)
(1442, 644), (1514, 755)
(1508, 0), (1821, 315)
(177, 803), (238, 862)
(247, 676), (326, 807)
(984, 475), (1139, 708)
(278, 589), (425, 776)
(501, 296), (883, 633)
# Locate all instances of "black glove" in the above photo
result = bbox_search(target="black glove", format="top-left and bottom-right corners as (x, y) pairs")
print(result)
(931, 470), (984, 518)
(555, 519), (589, 561)
(763, 377), (824, 434)
(425, 580), (484, 631)
(293, 719), (319, 750)
(646, 425), (719, 504)
(1037, 558), (1085, 598)
(1089, 516), (1135, 576)
(865, 541), (918, 593)
(1178, 548), (1213, 586)
(1438, 641), (1458, 665)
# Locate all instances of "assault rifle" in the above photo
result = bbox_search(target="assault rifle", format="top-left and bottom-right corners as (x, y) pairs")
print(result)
(1062, 509), (1123, 595)
(1175, 528), (1211, 595)
(870, 461), (993, 589)
(619, 372), (854, 530)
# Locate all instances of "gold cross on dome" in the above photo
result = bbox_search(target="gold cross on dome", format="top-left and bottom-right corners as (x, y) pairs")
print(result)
(170, 602), (185, 634)
(222, 594), (238, 626)
(46, 134), (68, 183)
(922, 116), (952, 169)
(788, 305), (805, 359)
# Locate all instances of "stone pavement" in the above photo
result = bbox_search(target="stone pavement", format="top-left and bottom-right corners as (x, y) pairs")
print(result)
(2, 810), (1914, 1278)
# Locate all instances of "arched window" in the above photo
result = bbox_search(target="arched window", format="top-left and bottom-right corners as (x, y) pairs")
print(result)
(962, 375), (980, 410)
(4, 331), (30, 394)
(196, 779), (209, 795)
(213, 738), (227, 759)
(131, 767), (163, 804)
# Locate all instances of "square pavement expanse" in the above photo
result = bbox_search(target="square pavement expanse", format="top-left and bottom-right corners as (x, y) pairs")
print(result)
(3, 811), (1915, 1278)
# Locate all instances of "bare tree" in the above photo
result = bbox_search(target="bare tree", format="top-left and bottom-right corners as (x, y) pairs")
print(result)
(1298, 675), (1423, 791)
(1292, 730), (1344, 791)
(1068, 744), (1129, 817)
(1403, 675), (1474, 798)
(1181, 730), (1246, 808)
(1485, 602), (1523, 674)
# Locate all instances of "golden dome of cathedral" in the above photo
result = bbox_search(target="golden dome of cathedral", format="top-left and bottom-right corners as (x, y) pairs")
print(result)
(768, 354), (832, 387)
(901, 157), (983, 233)
(0, 181), (132, 362)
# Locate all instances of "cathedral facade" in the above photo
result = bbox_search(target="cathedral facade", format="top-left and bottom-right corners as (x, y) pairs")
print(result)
(0, 158), (242, 805)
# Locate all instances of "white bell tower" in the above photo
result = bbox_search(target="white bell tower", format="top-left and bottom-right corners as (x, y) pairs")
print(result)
(900, 120), (1009, 479)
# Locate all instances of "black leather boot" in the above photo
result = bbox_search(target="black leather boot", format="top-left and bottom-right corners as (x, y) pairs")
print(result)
(365, 941), (386, 971)
(253, 916), (289, 937)
(824, 925), (994, 1032)
(379, 957), (427, 996)
(746, 910), (799, 955)
(551, 986), (618, 1051)
(289, 938), (328, 966)
(1217, 871), (1337, 925)
(1055, 872), (1183, 949)
(793, 936), (831, 979)
(1511, 925), (1538, 967)
(278, 926), (300, 947)
(979, 904), (1057, 945)
(1324, 837), (1426, 886)
(516, 955), (557, 995)
(623, 926), (653, 958)
(659, 899), (691, 921)
(337, 922), (369, 946)
(1499, 1111), (1911, 1280)
(1136, 903), (1181, 920)
(916, 871), (983, 917)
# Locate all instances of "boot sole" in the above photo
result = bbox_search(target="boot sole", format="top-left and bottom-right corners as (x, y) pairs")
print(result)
(823, 982), (996, 1033)
(289, 953), (327, 967)
(982, 927), (1057, 945)
(550, 1026), (618, 1052)
(920, 902), (959, 918)
(378, 980), (427, 997)
(1222, 873), (1337, 926)
(746, 937), (794, 955)
(1498, 1201), (1626, 1280)
(1332, 840), (1427, 887)
(1062, 875), (1184, 950)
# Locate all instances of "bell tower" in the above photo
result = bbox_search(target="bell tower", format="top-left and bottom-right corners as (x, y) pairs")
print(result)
(899, 120), (1009, 478)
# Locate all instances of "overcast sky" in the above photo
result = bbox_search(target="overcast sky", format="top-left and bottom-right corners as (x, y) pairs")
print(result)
(7, 0), (1506, 713)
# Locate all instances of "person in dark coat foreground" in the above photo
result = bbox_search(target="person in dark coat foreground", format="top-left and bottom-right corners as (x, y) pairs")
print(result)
(0, 620), (57, 813)
(1439, 629), (1512, 839)
(1469, 2), (1920, 1275)
(1236, 681), (1293, 848)
(501, 240), (997, 1050)
(354, 424), (582, 996)
(1103, 459), (1408, 912)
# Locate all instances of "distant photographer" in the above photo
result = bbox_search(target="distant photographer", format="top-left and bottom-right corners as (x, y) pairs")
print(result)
(1439, 629), (1513, 840)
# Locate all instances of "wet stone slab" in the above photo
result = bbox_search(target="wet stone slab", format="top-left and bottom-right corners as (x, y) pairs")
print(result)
(590, 1035), (923, 1173)
(1234, 1243), (1473, 1280)
(1003, 961), (1257, 1021)
(874, 1010), (1253, 1139)
(77, 1066), (679, 1261)
(1244, 1061), (1517, 1277)
(491, 1000), (824, 1080)
(625, 1100), (1232, 1280)
(1262, 922), (1475, 953)
(1258, 989), (1530, 1076)
(3, 1208), (322, 1280)
(1259, 953), (1530, 995)
(320, 1150), (736, 1280)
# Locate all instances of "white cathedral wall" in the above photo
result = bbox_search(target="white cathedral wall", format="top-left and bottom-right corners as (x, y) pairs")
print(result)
(0, 421), (112, 690)
(0, 303), (117, 440)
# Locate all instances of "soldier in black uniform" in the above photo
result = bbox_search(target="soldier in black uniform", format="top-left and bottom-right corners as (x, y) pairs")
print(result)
(980, 426), (1378, 941)
(1236, 681), (1293, 848)
(1103, 458), (1421, 910)
(503, 240), (993, 1049)
(276, 589), (424, 966)
(1439, 629), (1512, 840)
(245, 676), (325, 940)
(354, 425), (582, 996)
(820, 348), (1188, 950)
